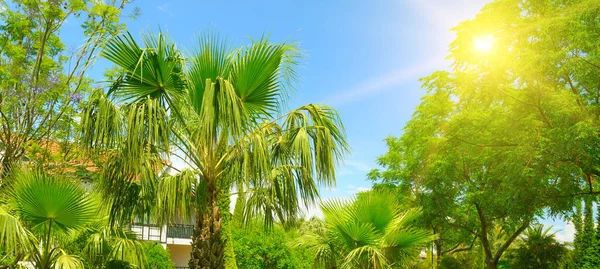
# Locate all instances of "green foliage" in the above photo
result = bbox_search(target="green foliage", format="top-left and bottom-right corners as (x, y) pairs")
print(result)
(0, 0), (131, 179)
(570, 198), (600, 268)
(370, 0), (600, 267)
(232, 222), (312, 269)
(294, 191), (435, 269)
(81, 29), (349, 267)
(504, 225), (566, 269)
(0, 168), (146, 269)
(142, 242), (173, 269)
(105, 260), (135, 269)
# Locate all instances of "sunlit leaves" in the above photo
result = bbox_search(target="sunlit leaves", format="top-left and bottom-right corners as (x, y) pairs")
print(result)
(295, 191), (434, 269)
(88, 30), (349, 234)
(6, 169), (97, 234)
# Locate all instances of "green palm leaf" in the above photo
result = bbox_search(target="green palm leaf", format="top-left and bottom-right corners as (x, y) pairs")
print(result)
(6, 169), (98, 234)
(230, 37), (299, 115)
(297, 191), (434, 269)
(187, 32), (232, 115)
(0, 205), (32, 255)
(52, 250), (84, 269)
(102, 31), (187, 106)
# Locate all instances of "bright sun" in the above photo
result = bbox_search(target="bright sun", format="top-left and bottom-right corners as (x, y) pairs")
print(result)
(474, 35), (495, 54)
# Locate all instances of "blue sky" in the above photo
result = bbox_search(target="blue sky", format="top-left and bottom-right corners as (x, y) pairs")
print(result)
(77, 0), (490, 196)
(59, 0), (574, 241)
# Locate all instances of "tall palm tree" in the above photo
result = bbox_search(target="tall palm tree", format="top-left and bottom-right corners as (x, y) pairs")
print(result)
(81, 31), (349, 268)
(0, 169), (146, 269)
(294, 191), (435, 269)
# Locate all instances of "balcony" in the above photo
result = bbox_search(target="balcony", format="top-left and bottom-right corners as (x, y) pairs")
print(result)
(167, 224), (194, 239)
(130, 223), (164, 242)
(128, 223), (194, 245)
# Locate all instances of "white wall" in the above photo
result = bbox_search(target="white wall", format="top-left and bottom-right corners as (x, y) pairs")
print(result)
(167, 244), (192, 268)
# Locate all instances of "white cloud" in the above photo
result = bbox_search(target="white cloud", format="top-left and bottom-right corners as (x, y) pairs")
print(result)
(346, 184), (371, 194)
(157, 3), (174, 17)
(554, 221), (576, 243)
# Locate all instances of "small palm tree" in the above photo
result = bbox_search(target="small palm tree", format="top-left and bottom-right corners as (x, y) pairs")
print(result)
(508, 224), (566, 269)
(294, 191), (435, 269)
(0, 169), (145, 269)
(81, 31), (349, 268)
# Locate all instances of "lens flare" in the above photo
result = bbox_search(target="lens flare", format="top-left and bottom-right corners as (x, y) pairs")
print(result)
(474, 35), (495, 54)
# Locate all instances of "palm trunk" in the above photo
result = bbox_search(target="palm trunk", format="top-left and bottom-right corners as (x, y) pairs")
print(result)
(189, 186), (225, 269)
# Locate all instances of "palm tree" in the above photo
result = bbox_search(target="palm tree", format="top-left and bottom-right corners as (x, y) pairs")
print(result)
(0, 169), (146, 269)
(294, 191), (435, 269)
(81, 31), (349, 268)
(508, 224), (566, 269)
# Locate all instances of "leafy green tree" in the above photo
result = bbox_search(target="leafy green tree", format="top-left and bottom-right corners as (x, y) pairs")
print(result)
(294, 191), (434, 269)
(571, 197), (600, 268)
(80, 31), (349, 268)
(231, 221), (312, 269)
(506, 225), (566, 269)
(370, 0), (600, 268)
(142, 242), (174, 269)
(0, 0), (134, 180)
(0, 168), (145, 268)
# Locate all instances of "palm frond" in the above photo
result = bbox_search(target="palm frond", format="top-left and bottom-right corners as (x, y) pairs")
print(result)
(282, 104), (349, 186)
(301, 191), (434, 269)
(52, 249), (84, 269)
(0, 205), (32, 255)
(230, 37), (299, 115)
(291, 232), (338, 269)
(6, 169), (98, 234)
(155, 169), (197, 224)
(102, 31), (187, 105)
(187, 32), (232, 115)
(108, 230), (147, 269)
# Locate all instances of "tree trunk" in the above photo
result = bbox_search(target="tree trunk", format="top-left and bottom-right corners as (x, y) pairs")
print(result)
(189, 187), (225, 269)
(484, 259), (498, 269)
(434, 239), (443, 267)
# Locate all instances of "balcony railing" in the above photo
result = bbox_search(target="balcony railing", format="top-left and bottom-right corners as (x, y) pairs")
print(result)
(167, 224), (194, 239)
(130, 223), (164, 242)
(128, 223), (194, 242)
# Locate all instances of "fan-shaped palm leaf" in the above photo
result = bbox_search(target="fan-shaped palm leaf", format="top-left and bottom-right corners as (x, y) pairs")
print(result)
(6, 169), (97, 234)
(102, 31), (187, 105)
(52, 250), (84, 269)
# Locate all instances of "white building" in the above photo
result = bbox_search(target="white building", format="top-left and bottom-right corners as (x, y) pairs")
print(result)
(130, 223), (194, 268)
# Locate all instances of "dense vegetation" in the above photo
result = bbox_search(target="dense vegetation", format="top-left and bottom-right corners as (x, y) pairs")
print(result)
(1, 0), (600, 268)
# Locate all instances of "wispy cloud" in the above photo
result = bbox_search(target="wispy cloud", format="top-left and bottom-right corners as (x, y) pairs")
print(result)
(324, 58), (440, 107)
(157, 3), (174, 17)
(346, 184), (371, 194)
(323, 0), (490, 107)
(405, 0), (490, 32)
(345, 160), (373, 173)
(337, 160), (376, 177)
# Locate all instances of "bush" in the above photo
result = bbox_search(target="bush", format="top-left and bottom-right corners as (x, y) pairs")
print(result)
(105, 260), (135, 269)
(232, 223), (313, 269)
(143, 242), (174, 269)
